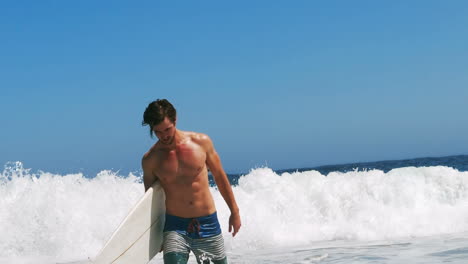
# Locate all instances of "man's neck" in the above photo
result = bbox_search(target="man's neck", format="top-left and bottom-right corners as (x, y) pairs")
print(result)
(173, 129), (185, 145)
(159, 129), (185, 150)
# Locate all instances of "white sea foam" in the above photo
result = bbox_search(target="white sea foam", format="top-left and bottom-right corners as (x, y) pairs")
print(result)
(0, 162), (143, 260)
(219, 166), (468, 252)
(1, 162), (468, 261)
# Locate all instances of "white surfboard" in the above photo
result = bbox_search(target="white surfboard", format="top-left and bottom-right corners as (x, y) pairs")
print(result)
(90, 182), (166, 264)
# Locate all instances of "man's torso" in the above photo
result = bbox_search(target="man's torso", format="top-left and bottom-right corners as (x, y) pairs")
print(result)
(148, 132), (216, 218)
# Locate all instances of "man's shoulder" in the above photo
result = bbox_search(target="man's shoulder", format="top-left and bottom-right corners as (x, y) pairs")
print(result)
(185, 131), (211, 145)
(142, 145), (159, 164)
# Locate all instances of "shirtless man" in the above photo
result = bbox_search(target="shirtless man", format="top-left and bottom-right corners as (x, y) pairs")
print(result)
(141, 99), (241, 264)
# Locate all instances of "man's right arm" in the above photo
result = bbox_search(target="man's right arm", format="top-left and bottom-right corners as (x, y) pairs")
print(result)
(142, 154), (157, 192)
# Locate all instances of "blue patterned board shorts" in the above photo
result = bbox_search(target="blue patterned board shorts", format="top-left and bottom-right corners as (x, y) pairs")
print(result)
(163, 212), (227, 264)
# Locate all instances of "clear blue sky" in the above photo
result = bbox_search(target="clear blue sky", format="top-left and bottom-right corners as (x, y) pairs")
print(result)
(1, 1), (467, 174)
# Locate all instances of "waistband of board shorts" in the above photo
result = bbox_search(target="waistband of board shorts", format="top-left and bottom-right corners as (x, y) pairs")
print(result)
(163, 212), (221, 238)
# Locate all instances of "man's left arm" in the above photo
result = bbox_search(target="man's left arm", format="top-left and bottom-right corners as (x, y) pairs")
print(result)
(203, 135), (241, 237)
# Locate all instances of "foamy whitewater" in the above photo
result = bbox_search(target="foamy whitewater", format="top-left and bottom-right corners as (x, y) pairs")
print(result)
(1, 158), (468, 264)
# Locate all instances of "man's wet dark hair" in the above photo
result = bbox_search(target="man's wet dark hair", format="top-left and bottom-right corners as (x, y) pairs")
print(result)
(142, 99), (177, 137)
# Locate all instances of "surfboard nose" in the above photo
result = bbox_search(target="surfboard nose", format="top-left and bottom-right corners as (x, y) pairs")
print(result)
(91, 182), (166, 264)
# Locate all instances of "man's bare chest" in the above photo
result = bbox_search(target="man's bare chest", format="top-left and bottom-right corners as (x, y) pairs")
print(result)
(154, 144), (206, 183)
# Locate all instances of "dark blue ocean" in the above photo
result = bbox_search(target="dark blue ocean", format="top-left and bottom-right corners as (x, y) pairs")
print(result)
(1, 155), (468, 264)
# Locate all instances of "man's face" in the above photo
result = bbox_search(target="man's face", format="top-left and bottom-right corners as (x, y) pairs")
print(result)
(153, 117), (176, 145)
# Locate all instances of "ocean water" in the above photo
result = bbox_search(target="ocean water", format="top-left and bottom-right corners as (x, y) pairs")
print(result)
(1, 155), (468, 264)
